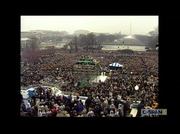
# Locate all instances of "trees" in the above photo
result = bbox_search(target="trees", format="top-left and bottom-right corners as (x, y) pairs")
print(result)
(96, 34), (106, 46)
(134, 35), (150, 45)
(64, 32), (126, 52)
(78, 34), (87, 48)
(21, 36), (40, 52)
(71, 33), (101, 52)
(29, 37), (39, 50)
(71, 36), (78, 53)
(86, 33), (97, 51)
(148, 26), (158, 50)
(149, 26), (158, 36)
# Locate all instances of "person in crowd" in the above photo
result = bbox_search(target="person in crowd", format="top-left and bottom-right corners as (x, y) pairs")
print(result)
(118, 103), (124, 117)
(87, 108), (95, 117)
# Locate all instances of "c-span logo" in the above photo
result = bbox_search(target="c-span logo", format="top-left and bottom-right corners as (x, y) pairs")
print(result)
(141, 109), (167, 116)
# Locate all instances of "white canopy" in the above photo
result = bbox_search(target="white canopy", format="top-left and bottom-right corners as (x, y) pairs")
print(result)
(109, 62), (123, 68)
(27, 88), (35, 91)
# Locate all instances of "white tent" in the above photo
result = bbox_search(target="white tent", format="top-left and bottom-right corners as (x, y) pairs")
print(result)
(21, 90), (29, 99)
(109, 62), (123, 68)
(27, 88), (35, 91)
(21, 87), (35, 99)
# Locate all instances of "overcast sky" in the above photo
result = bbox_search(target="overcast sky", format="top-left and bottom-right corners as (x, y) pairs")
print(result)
(21, 16), (158, 35)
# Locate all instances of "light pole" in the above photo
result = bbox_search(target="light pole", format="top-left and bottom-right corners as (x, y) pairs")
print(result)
(135, 85), (139, 103)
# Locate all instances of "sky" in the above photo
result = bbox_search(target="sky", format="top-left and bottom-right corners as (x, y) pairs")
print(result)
(21, 16), (158, 35)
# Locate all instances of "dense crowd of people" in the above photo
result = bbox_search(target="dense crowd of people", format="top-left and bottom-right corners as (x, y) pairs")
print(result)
(20, 49), (158, 117)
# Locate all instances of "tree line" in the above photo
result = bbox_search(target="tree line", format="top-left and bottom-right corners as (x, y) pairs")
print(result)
(64, 32), (126, 53)
(21, 27), (158, 52)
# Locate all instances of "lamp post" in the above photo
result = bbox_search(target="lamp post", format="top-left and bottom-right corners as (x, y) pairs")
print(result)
(135, 85), (139, 103)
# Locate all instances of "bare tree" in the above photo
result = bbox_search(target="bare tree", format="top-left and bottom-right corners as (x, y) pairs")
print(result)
(71, 36), (78, 53)
(28, 37), (39, 50)
(148, 26), (159, 50)
(86, 33), (97, 52)
(78, 34), (88, 51)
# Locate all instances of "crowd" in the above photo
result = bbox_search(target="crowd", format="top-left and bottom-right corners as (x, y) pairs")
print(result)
(20, 49), (158, 117)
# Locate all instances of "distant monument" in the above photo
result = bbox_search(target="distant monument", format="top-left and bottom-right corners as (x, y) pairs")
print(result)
(118, 23), (143, 45)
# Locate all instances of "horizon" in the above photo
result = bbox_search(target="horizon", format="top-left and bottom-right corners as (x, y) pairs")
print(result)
(21, 16), (158, 35)
(21, 29), (152, 36)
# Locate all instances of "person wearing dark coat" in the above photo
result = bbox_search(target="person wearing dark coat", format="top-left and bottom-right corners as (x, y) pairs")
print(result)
(85, 97), (92, 112)
(136, 100), (145, 117)
(77, 103), (84, 114)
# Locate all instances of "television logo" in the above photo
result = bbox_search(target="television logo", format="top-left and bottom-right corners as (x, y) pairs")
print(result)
(141, 109), (167, 116)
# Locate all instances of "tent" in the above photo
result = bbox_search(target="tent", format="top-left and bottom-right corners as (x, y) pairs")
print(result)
(21, 88), (35, 99)
(27, 88), (36, 98)
(109, 62), (123, 68)
(21, 90), (29, 99)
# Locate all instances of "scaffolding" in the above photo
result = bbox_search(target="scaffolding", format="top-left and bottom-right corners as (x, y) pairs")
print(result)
(73, 56), (101, 84)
